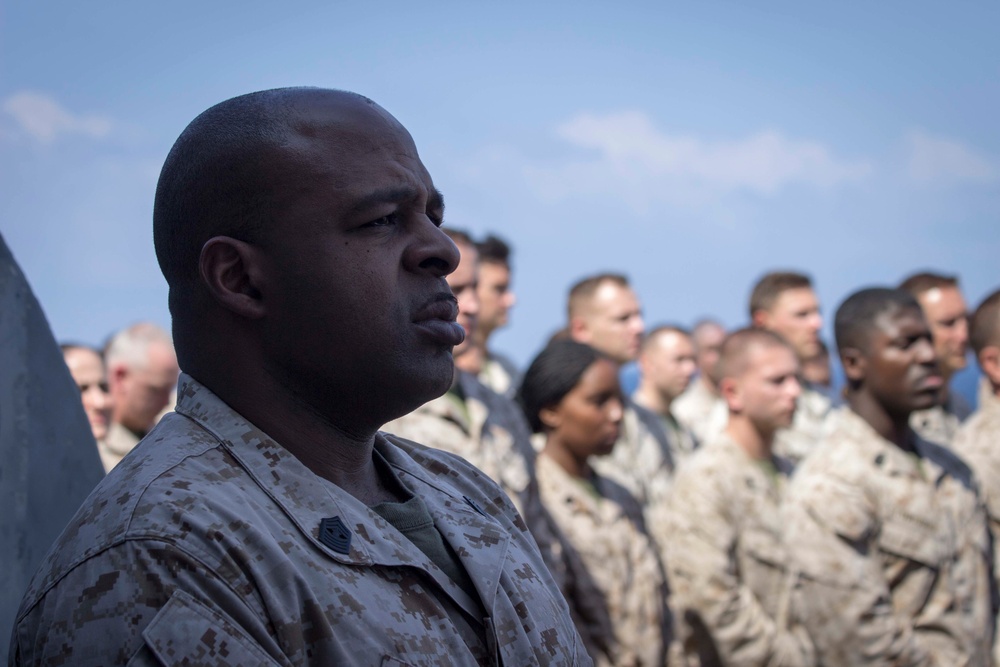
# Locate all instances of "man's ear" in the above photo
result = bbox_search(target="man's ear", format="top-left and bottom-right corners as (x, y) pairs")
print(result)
(568, 316), (590, 344)
(978, 346), (1000, 387)
(720, 377), (741, 413)
(751, 309), (770, 329)
(841, 347), (867, 383)
(199, 236), (267, 320)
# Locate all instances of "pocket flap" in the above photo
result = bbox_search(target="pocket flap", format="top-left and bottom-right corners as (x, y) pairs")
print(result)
(141, 590), (285, 667)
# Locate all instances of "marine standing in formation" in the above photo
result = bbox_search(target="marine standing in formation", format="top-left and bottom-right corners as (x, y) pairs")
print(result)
(784, 288), (993, 666)
(10, 88), (587, 666)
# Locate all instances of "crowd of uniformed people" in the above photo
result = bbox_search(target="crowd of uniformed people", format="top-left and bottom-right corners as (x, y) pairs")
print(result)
(64, 228), (1000, 667)
(43, 89), (999, 666)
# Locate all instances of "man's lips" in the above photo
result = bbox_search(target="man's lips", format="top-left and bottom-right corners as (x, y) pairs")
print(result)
(413, 293), (465, 347)
(915, 373), (944, 391)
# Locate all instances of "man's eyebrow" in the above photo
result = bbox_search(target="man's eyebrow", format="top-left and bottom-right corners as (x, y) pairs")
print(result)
(429, 188), (445, 216)
(345, 186), (445, 218)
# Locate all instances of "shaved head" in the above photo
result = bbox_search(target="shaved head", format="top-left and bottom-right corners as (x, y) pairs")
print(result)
(970, 290), (1000, 355)
(715, 328), (795, 384)
(834, 288), (923, 355)
(154, 88), (406, 309)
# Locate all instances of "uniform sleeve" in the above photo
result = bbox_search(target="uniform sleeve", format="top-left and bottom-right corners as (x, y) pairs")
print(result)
(11, 540), (290, 667)
(663, 469), (813, 667)
(783, 471), (939, 667)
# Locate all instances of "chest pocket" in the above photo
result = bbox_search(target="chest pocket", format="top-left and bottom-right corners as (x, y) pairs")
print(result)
(133, 590), (288, 667)
(741, 527), (786, 569)
(878, 510), (946, 567)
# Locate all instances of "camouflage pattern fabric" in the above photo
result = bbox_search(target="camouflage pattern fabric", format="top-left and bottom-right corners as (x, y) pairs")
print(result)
(672, 380), (727, 448)
(100, 421), (140, 473)
(910, 404), (961, 447)
(381, 371), (562, 583)
(10, 374), (590, 666)
(772, 384), (832, 465)
(477, 351), (522, 400)
(383, 371), (533, 511)
(654, 434), (815, 667)
(784, 407), (993, 667)
(953, 380), (1000, 666)
(591, 400), (675, 513)
(536, 453), (669, 667)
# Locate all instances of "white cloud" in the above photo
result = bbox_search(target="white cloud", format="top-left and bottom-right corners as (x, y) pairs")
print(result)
(2, 91), (112, 143)
(906, 130), (999, 185)
(522, 111), (872, 214)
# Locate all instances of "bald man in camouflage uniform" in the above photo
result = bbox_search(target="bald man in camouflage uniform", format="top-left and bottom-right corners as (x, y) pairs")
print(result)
(785, 288), (993, 667)
(10, 89), (587, 666)
(657, 329), (815, 666)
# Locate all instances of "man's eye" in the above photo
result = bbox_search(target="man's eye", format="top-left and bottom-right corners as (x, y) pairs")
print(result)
(367, 214), (398, 228)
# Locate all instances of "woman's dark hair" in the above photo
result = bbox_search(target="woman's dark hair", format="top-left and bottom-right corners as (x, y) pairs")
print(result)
(517, 340), (607, 433)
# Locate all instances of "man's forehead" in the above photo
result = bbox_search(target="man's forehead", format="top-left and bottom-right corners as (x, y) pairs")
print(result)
(593, 282), (638, 311)
(874, 306), (927, 337)
(773, 287), (818, 311)
(920, 286), (966, 310)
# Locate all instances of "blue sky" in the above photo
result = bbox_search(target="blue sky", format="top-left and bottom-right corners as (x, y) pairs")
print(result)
(2, 1), (997, 398)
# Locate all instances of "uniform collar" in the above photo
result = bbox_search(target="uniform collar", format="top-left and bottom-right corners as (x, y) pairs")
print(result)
(173, 374), (510, 619)
(836, 406), (955, 484)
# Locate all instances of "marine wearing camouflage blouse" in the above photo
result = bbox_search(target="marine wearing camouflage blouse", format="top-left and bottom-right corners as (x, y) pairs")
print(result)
(953, 380), (1000, 666)
(656, 434), (815, 667)
(536, 452), (669, 667)
(10, 375), (590, 666)
(784, 407), (993, 667)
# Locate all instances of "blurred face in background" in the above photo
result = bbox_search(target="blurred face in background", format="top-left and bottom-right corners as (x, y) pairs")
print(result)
(722, 343), (801, 438)
(476, 261), (515, 340)
(447, 240), (480, 359)
(572, 282), (644, 364)
(63, 346), (114, 442)
(542, 357), (624, 464)
(755, 288), (822, 361)
(110, 340), (179, 434)
(640, 330), (697, 403)
(916, 285), (969, 379)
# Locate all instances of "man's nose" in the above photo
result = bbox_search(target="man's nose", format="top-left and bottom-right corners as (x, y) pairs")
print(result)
(404, 218), (460, 277)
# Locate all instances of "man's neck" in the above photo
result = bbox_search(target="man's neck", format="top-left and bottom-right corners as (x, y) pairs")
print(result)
(725, 416), (772, 461)
(632, 384), (673, 417)
(698, 374), (719, 396)
(846, 390), (914, 451)
(200, 368), (407, 506)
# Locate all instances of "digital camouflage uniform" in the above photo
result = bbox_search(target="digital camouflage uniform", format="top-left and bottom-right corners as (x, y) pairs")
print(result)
(536, 452), (670, 667)
(953, 380), (1000, 665)
(784, 407), (994, 667)
(655, 434), (815, 667)
(100, 421), (141, 473)
(477, 351), (522, 400)
(673, 379), (727, 447)
(382, 370), (569, 599)
(383, 371), (534, 510)
(910, 389), (973, 446)
(772, 384), (832, 465)
(591, 399), (675, 512)
(10, 375), (590, 667)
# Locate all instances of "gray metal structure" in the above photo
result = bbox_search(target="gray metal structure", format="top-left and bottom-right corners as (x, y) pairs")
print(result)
(0, 233), (105, 659)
